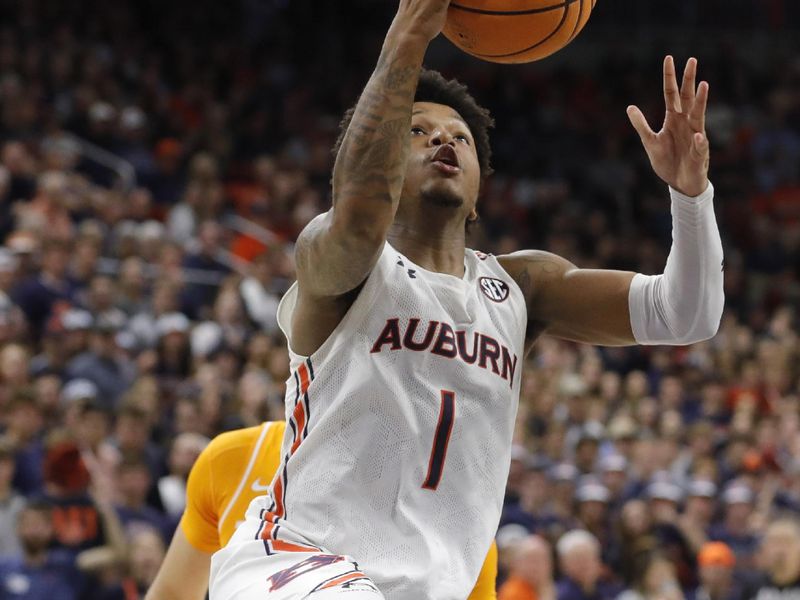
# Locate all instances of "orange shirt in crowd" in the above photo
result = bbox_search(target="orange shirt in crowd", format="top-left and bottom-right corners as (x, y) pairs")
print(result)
(498, 576), (538, 600)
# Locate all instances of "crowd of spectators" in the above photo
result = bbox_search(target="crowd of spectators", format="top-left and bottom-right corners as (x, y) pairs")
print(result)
(1, 0), (800, 598)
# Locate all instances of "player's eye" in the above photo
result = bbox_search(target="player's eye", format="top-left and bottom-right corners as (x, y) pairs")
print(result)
(411, 126), (426, 136)
(454, 134), (470, 145)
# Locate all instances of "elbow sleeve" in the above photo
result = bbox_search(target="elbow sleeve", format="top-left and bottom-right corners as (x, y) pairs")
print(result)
(629, 182), (724, 345)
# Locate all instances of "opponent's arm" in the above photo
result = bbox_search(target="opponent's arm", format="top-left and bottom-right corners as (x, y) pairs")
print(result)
(145, 439), (218, 600)
(503, 57), (723, 351)
(144, 528), (211, 600)
(296, 0), (451, 298)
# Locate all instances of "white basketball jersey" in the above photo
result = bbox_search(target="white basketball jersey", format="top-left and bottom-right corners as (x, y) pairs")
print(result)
(268, 241), (526, 599)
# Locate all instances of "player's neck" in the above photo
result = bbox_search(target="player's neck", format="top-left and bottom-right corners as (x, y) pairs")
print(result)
(387, 221), (466, 278)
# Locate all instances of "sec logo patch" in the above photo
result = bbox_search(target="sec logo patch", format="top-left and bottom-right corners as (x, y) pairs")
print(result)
(479, 277), (509, 302)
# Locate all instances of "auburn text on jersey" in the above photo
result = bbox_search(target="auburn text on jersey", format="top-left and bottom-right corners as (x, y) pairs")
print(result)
(370, 317), (518, 388)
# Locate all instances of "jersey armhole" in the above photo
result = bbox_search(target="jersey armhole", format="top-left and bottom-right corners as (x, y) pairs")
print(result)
(277, 243), (391, 368)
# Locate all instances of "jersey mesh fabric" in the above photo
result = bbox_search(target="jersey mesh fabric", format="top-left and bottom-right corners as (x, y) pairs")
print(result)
(268, 242), (526, 599)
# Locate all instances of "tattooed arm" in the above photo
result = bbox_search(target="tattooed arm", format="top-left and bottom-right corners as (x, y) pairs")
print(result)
(290, 1), (451, 355)
(498, 251), (637, 353)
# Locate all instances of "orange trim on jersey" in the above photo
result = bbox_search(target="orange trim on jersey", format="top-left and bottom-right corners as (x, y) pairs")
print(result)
(298, 362), (311, 395)
(273, 469), (285, 517)
(262, 358), (318, 555)
(259, 511), (319, 553)
(276, 358), (314, 519)
(272, 539), (321, 553)
(289, 400), (307, 454)
(319, 571), (370, 590)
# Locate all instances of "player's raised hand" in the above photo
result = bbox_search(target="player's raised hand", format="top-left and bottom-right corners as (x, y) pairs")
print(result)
(627, 56), (710, 197)
(392, 0), (451, 42)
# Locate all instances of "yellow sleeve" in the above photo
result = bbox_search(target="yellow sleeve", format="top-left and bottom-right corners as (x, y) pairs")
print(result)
(468, 541), (498, 600)
(179, 437), (222, 553)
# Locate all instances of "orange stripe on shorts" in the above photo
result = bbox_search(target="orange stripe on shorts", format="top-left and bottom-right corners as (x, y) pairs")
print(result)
(319, 571), (369, 590)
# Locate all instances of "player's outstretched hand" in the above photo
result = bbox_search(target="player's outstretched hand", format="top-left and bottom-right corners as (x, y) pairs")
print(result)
(627, 56), (710, 198)
(392, 0), (451, 43)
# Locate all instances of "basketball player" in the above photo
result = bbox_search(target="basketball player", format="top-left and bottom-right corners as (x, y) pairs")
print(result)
(210, 0), (723, 597)
(144, 421), (498, 600)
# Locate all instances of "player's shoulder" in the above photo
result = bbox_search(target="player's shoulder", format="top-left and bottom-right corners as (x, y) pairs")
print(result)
(496, 249), (575, 299)
(204, 422), (284, 462)
(496, 249), (574, 272)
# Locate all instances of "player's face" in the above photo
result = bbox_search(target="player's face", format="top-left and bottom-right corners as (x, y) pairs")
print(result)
(401, 102), (481, 219)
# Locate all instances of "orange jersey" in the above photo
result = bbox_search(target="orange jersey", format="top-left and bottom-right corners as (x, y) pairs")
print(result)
(180, 422), (286, 551)
(179, 421), (497, 598)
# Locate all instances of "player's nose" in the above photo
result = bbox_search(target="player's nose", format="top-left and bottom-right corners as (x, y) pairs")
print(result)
(429, 129), (455, 147)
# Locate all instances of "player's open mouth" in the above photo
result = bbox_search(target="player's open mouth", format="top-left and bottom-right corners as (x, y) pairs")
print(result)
(431, 146), (460, 175)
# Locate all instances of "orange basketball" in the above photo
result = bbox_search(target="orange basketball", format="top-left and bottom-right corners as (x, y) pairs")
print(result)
(443, 0), (597, 64)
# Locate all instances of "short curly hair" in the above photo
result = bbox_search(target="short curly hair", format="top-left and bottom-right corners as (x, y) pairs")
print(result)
(333, 68), (494, 180)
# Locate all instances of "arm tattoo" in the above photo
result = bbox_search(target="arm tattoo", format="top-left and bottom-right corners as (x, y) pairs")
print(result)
(333, 37), (425, 213)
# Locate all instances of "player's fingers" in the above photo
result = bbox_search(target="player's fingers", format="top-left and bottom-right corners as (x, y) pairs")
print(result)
(689, 81), (709, 133)
(627, 105), (656, 143)
(663, 55), (681, 113)
(680, 57), (697, 114)
(692, 131), (709, 161)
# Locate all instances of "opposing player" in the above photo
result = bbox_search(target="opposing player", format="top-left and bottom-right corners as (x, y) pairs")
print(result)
(211, 0), (723, 597)
(145, 421), (498, 600)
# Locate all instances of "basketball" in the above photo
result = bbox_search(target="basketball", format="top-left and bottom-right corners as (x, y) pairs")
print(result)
(443, 0), (597, 64)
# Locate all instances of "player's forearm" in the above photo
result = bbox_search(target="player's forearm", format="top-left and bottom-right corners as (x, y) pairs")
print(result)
(629, 182), (724, 345)
(331, 27), (427, 240)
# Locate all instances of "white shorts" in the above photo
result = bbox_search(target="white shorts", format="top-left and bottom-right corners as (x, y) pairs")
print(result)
(210, 509), (385, 600)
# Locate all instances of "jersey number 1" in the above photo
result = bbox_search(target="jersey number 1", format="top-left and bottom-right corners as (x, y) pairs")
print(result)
(422, 390), (456, 490)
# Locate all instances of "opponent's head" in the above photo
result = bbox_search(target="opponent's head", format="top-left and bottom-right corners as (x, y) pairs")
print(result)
(335, 69), (494, 227)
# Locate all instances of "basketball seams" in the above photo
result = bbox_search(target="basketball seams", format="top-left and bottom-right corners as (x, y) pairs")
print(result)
(566, 0), (585, 43)
(466, 0), (574, 60)
(449, 0), (580, 16)
(443, 0), (595, 64)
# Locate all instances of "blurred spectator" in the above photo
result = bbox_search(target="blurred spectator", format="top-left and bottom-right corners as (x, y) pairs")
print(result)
(239, 251), (281, 334)
(10, 239), (75, 339)
(181, 221), (230, 316)
(709, 483), (760, 567)
(689, 542), (741, 600)
(127, 281), (182, 350)
(555, 530), (620, 600)
(678, 479), (718, 555)
(745, 519), (800, 599)
(0, 500), (78, 600)
(153, 312), (192, 382)
(39, 439), (126, 559)
(598, 455), (628, 511)
(617, 551), (682, 600)
(156, 433), (209, 520)
(112, 405), (164, 480)
(127, 528), (166, 598)
(0, 438), (24, 558)
(574, 480), (611, 547)
(4, 389), (45, 496)
(113, 456), (172, 543)
(115, 258), (148, 317)
(498, 535), (555, 600)
(65, 313), (134, 410)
